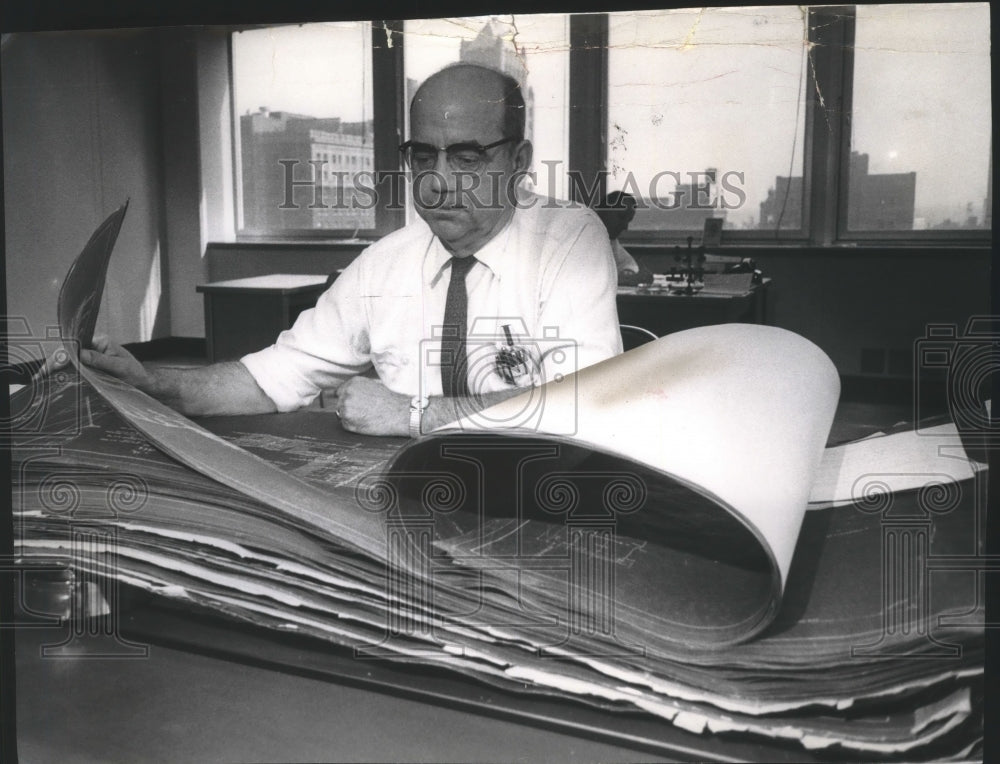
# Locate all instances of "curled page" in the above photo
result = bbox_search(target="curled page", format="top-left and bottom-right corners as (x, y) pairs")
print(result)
(55, 203), (387, 558)
(389, 324), (840, 646)
(57, 199), (129, 349)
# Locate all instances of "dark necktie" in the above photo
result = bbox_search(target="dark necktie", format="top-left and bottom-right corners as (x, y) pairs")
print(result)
(441, 256), (477, 397)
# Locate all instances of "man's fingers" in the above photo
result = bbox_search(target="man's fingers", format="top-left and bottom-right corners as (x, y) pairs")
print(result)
(80, 349), (130, 377)
(92, 335), (130, 357)
(80, 348), (109, 371)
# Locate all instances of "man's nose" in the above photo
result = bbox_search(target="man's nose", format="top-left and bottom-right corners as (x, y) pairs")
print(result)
(429, 150), (456, 191)
(417, 153), (456, 198)
(432, 148), (451, 175)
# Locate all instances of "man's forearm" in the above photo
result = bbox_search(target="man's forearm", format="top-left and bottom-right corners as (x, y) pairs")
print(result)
(148, 362), (277, 417)
(420, 387), (524, 434)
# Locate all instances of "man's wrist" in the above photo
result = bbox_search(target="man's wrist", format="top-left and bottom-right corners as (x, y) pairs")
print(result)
(409, 394), (429, 438)
(146, 367), (179, 404)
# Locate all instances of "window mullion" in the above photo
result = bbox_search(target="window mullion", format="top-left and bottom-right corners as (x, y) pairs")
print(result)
(568, 13), (608, 205)
(805, 6), (854, 246)
(372, 19), (405, 236)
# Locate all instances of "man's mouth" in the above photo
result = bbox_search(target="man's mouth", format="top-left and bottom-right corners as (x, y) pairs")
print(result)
(423, 202), (466, 213)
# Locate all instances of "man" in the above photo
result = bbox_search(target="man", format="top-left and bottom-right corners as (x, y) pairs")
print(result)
(83, 64), (622, 436)
(594, 191), (654, 286)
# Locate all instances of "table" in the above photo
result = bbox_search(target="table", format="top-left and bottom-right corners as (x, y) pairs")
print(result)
(616, 278), (770, 339)
(10, 380), (977, 763)
(197, 274), (330, 361)
(8, 392), (816, 764)
(13, 614), (671, 763)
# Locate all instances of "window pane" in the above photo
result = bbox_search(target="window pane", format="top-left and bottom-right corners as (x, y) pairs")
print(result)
(232, 23), (375, 234)
(607, 6), (808, 234)
(403, 15), (570, 201)
(849, 4), (991, 232)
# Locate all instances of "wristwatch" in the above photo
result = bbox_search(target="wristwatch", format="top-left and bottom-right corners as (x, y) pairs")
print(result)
(409, 395), (429, 438)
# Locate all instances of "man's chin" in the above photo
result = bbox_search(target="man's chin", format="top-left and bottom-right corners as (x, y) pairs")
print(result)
(417, 207), (470, 237)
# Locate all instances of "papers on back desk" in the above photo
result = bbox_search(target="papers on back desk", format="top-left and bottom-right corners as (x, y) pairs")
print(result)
(809, 423), (985, 508)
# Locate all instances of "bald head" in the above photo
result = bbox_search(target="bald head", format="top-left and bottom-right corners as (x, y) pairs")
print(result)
(411, 64), (525, 143)
(406, 64), (532, 258)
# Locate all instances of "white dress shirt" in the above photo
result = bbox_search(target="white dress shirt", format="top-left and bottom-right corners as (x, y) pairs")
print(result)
(241, 192), (622, 411)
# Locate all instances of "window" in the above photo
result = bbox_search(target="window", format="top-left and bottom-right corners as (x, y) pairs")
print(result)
(606, 7), (809, 235)
(403, 15), (571, 201)
(227, 7), (990, 246)
(231, 23), (376, 236)
(846, 3), (991, 233)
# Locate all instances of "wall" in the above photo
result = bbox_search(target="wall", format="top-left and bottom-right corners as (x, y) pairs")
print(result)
(754, 250), (991, 378)
(205, 242), (366, 282)
(630, 245), (991, 377)
(2, 31), (167, 352)
(155, 28), (239, 340)
(157, 29), (206, 340)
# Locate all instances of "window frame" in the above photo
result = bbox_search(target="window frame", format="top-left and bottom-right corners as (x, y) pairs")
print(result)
(228, 7), (991, 249)
(230, 20), (404, 243)
(832, 5), (991, 244)
(603, 6), (814, 246)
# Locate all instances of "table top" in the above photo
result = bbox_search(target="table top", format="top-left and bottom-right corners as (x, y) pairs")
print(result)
(13, 610), (666, 763)
(197, 274), (330, 294)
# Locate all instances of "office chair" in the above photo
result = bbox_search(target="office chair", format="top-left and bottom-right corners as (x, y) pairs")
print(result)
(620, 324), (659, 352)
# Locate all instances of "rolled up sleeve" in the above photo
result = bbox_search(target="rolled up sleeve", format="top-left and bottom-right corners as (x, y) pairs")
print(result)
(240, 264), (372, 412)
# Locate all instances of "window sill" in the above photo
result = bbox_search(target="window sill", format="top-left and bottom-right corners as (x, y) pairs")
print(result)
(622, 241), (992, 257)
(214, 239), (378, 251)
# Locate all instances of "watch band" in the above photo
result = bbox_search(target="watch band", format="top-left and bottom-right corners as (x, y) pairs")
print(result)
(409, 395), (429, 438)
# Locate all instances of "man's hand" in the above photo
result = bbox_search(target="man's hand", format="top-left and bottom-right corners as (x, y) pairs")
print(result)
(79, 335), (156, 392)
(72, 335), (276, 417)
(334, 376), (410, 436)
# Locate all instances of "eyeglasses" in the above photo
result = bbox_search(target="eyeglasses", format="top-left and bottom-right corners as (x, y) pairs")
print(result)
(399, 137), (520, 173)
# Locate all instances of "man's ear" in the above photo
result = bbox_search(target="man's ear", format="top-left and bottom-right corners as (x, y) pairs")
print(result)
(513, 140), (533, 173)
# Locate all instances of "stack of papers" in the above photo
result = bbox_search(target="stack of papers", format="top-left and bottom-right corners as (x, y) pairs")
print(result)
(11, 373), (984, 758)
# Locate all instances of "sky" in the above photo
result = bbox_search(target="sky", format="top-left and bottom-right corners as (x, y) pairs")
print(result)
(232, 22), (374, 122)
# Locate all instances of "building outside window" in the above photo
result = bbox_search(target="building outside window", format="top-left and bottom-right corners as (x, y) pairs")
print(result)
(847, 3), (991, 233)
(606, 6), (809, 234)
(232, 22), (376, 236)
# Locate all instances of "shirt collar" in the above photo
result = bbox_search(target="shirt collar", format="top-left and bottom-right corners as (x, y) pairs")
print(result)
(424, 207), (520, 288)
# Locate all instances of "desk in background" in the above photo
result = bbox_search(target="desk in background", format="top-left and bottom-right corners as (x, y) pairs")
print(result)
(197, 272), (767, 362)
(617, 277), (770, 339)
(197, 274), (330, 361)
